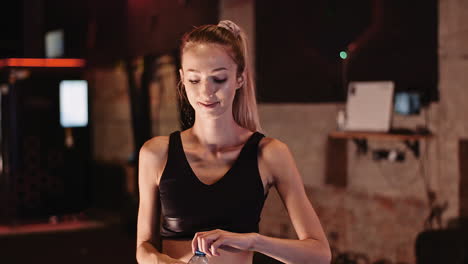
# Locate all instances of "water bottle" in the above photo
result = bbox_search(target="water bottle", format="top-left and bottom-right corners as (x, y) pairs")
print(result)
(187, 250), (209, 264)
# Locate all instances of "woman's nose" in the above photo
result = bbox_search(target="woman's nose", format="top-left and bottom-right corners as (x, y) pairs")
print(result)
(200, 80), (216, 98)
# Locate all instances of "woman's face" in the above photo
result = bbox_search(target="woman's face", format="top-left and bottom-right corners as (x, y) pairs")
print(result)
(180, 43), (243, 120)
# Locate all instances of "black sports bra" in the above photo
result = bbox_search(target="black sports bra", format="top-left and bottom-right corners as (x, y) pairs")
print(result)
(158, 131), (267, 239)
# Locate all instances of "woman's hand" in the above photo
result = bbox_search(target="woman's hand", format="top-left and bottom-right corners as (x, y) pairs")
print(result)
(191, 229), (258, 257)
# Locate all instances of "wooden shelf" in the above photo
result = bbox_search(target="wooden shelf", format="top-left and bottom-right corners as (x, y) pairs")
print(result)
(329, 131), (433, 141)
(325, 130), (434, 187)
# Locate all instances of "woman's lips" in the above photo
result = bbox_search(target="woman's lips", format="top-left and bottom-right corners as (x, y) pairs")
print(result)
(199, 102), (219, 108)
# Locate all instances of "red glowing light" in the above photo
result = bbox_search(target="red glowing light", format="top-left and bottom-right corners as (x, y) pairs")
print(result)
(0, 58), (86, 68)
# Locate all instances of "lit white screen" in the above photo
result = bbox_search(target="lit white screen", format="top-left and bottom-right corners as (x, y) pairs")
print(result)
(59, 80), (88, 127)
(45, 29), (64, 58)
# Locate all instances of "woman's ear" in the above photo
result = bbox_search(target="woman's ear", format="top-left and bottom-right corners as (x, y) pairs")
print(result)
(236, 72), (246, 89)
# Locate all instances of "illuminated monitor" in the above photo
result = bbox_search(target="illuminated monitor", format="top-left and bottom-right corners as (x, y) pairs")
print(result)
(394, 92), (421, 115)
(59, 80), (88, 127)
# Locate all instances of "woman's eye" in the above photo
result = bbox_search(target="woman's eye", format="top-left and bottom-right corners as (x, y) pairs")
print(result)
(213, 78), (227, 84)
(188, 80), (199, 84)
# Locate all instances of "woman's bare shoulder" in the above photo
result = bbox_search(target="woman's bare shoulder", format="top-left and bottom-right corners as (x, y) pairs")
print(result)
(139, 135), (171, 184)
(259, 137), (295, 182)
(258, 136), (290, 158)
(140, 135), (170, 158)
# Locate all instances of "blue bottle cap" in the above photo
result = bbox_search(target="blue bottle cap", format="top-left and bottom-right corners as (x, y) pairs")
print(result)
(195, 250), (206, 256)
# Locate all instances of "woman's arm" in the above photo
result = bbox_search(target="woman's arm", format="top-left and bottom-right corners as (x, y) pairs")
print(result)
(136, 138), (186, 264)
(254, 138), (331, 264)
(192, 138), (331, 264)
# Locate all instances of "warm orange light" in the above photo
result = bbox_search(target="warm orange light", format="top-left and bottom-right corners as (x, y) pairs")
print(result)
(0, 58), (85, 68)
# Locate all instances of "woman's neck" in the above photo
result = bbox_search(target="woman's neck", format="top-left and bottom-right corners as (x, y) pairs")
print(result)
(190, 116), (249, 152)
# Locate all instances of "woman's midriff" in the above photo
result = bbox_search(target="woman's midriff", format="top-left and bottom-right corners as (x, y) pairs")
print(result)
(162, 239), (253, 264)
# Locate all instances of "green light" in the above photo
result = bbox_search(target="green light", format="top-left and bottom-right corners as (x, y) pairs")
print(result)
(340, 51), (348, 60)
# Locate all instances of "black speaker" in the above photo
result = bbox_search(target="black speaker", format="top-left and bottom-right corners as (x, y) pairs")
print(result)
(1, 65), (91, 222)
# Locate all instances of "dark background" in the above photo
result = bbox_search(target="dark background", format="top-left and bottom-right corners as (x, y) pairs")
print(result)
(2, 0), (438, 104)
(256, 0), (438, 104)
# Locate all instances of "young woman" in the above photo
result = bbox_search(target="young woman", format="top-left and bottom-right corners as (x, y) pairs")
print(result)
(136, 20), (331, 264)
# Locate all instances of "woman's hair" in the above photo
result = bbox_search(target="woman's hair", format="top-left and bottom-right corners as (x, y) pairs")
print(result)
(178, 20), (261, 132)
